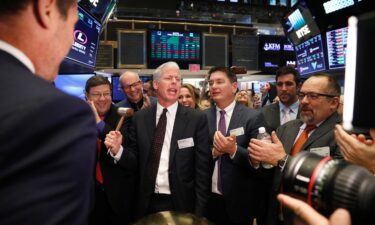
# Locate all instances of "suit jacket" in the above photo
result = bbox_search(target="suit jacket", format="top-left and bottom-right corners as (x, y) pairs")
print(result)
(96, 104), (136, 222)
(0, 50), (97, 225)
(118, 103), (212, 218)
(115, 96), (157, 111)
(204, 103), (272, 223)
(266, 112), (343, 225)
(261, 102), (300, 134)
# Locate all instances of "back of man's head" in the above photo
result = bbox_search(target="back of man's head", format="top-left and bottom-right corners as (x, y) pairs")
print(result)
(0, 0), (75, 18)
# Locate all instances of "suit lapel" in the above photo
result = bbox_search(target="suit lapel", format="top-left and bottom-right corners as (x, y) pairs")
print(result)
(284, 121), (303, 154)
(169, 104), (188, 168)
(144, 105), (157, 158)
(302, 113), (338, 150)
(207, 107), (217, 141)
(227, 103), (242, 136)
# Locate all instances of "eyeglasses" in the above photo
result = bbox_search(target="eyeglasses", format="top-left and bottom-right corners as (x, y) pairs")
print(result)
(298, 92), (337, 100)
(89, 92), (111, 99)
(122, 80), (142, 90)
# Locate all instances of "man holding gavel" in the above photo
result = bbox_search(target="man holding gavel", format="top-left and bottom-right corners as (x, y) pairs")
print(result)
(85, 75), (135, 225)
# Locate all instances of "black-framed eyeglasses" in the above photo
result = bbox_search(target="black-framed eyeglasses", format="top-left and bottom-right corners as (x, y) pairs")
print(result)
(122, 80), (142, 90)
(298, 92), (337, 100)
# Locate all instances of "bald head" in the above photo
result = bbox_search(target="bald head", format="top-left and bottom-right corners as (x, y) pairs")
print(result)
(119, 71), (143, 103)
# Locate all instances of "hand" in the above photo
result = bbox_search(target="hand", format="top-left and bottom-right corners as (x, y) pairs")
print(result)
(87, 100), (101, 123)
(212, 147), (225, 158)
(104, 131), (123, 155)
(141, 95), (151, 109)
(248, 131), (286, 166)
(335, 124), (375, 173)
(277, 194), (351, 225)
(213, 131), (237, 156)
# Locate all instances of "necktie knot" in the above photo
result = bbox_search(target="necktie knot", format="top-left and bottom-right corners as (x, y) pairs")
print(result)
(220, 110), (225, 116)
(305, 124), (316, 133)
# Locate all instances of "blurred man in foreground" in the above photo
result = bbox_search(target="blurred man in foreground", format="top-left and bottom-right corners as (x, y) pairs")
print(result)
(0, 1), (96, 224)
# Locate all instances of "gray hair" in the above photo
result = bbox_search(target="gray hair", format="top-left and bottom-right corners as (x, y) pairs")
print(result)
(152, 61), (180, 81)
(119, 71), (140, 87)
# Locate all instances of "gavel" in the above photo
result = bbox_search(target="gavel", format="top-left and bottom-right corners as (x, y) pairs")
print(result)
(115, 107), (134, 131)
(107, 107), (134, 154)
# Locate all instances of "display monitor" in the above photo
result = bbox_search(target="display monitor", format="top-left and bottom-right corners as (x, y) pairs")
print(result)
(295, 34), (326, 75)
(79, 0), (116, 23)
(65, 6), (101, 68)
(111, 76), (126, 102)
(149, 30), (201, 61)
(54, 74), (94, 100)
(326, 27), (348, 69)
(282, 2), (320, 45)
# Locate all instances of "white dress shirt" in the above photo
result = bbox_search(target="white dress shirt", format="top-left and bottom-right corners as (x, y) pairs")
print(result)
(154, 101), (178, 194)
(0, 40), (35, 73)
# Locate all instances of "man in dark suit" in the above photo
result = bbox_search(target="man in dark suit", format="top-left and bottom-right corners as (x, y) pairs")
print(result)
(85, 75), (136, 225)
(261, 66), (301, 133)
(249, 73), (343, 225)
(116, 71), (157, 111)
(105, 61), (212, 219)
(204, 66), (271, 225)
(0, 1), (97, 224)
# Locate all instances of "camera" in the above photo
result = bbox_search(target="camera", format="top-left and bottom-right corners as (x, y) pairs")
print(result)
(282, 151), (375, 225)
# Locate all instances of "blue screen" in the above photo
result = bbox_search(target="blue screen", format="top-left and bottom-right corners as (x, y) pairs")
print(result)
(111, 76), (126, 102)
(65, 6), (101, 68)
(55, 74), (94, 99)
(295, 34), (326, 75)
(326, 27), (348, 70)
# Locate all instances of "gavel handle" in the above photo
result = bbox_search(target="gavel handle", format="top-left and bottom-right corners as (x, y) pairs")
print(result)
(107, 115), (125, 154)
(115, 115), (125, 131)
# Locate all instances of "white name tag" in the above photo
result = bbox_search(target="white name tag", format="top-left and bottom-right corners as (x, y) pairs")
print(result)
(229, 127), (245, 137)
(177, 137), (194, 149)
(310, 146), (330, 157)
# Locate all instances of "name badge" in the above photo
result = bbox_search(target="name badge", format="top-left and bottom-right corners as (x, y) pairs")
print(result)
(310, 146), (330, 157)
(229, 127), (245, 137)
(178, 137), (194, 149)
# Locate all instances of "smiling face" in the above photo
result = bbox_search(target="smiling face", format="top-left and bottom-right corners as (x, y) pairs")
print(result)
(179, 87), (196, 108)
(153, 67), (181, 107)
(86, 84), (112, 116)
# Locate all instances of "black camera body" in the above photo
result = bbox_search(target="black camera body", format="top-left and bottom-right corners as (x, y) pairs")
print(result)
(282, 152), (375, 225)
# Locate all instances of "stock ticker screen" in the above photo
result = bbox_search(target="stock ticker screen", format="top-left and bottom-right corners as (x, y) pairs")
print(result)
(150, 30), (201, 61)
(295, 34), (326, 75)
(326, 27), (348, 69)
(65, 6), (101, 68)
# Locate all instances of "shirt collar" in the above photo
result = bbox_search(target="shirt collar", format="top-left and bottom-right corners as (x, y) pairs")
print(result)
(0, 40), (35, 73)
(216, 100), (236, 115)
(157, 101), (178, 115)
(280, 100), (299, 113)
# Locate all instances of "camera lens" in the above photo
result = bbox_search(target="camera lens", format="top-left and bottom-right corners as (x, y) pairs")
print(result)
(282, 151), (375, 225)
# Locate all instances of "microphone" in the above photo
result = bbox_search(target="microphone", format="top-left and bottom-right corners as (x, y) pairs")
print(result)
(107, 107), (134, 154)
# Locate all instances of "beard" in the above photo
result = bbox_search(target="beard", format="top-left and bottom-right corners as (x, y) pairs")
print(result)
(300, 110), (314, 124)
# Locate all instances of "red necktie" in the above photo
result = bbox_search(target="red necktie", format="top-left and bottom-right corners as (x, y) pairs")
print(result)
(96, 115), (105, 184)
(290, 125), (316, 156)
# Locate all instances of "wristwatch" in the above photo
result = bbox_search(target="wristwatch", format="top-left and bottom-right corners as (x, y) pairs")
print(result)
(277, 154), (289, 171)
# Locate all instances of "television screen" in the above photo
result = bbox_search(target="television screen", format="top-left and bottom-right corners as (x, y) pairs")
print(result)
(79, 0), (116, 22)
(54, 74), (94, 100)
(65, 6), (101, 68)
(326, 27), (348, 70)
(282, 3), (320, 45)
(111, 76), (126, 102)
(295, 34), (326, 75)
(149, 30), (201, 61)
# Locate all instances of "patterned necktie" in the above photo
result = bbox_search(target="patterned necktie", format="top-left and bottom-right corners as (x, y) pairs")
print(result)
(290, 125), (316, 156)
(281, 108), (291, 125)
(217, 110), (226, 193)
(146, 108), (168, 189)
